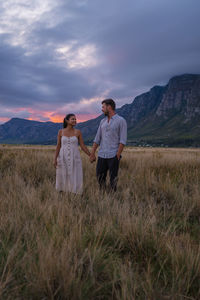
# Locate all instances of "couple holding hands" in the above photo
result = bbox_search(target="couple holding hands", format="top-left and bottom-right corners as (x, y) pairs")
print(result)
(54, 99), (127, 194)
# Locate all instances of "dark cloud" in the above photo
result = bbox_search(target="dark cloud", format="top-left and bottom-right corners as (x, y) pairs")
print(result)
(0, 0), (200, 122)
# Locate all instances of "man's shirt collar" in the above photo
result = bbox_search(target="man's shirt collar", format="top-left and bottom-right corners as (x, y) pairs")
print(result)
(106, 113), (118, 120)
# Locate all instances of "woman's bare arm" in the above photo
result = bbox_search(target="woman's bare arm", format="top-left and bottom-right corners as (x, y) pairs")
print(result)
(54, 130), (62, 167)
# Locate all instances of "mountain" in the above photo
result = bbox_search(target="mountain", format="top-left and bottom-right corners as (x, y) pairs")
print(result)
(0, 74), (200, 146)
(0, 118), (61, 144)
(126, 74), (200, 146)
(78, 74), (200, 146)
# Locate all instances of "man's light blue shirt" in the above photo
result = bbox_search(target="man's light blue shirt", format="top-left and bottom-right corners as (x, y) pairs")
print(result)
(94, 114), (127, 158)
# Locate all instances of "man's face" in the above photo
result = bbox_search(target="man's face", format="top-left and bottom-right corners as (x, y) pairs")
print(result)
(102, 103), (109, 115)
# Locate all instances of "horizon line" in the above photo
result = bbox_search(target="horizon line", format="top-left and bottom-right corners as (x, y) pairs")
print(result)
(0, 114), (102, 125)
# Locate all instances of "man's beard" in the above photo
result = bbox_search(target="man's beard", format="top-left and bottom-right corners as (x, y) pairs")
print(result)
(104, 111), (109, 116)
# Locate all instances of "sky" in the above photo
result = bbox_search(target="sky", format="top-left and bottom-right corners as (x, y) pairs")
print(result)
(0, 0), (200, 124)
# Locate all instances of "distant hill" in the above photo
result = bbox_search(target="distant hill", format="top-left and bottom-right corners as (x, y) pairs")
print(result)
(0, 74), (200, 146)
(0, 118), (61, 145)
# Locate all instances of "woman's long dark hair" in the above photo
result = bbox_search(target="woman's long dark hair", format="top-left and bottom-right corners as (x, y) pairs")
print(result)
(63, 114), (75, 128)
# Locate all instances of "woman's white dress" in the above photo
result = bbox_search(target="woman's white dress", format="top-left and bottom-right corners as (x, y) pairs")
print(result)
(56, 136), (83, 194)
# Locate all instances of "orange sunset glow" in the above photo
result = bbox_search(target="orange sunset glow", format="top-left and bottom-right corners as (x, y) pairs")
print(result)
(28, 111), (98, 123)
(0, 108), (99, 124)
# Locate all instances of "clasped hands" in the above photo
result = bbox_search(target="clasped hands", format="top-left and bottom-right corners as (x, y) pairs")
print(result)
(89, 153), (96, 163)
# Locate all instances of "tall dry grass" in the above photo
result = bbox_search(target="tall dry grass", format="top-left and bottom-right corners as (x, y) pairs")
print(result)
(0, 146), (200, 299)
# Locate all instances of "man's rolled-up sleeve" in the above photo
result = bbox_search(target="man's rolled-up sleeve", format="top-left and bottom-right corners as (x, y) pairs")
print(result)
(119, 119), (127, 145)
(94, 123), (101, 145)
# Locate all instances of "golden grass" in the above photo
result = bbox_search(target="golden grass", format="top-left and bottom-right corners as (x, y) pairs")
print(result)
(0, 146), (200, 299)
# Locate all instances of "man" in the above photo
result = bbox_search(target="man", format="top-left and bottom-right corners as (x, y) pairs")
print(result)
(90, 99), (127, 192)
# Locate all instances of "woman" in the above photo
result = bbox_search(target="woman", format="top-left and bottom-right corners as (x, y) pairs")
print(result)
(54, 114), (91, 194)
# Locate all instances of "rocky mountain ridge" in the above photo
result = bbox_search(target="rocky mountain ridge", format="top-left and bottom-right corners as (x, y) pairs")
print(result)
(0, 74), (200, 146)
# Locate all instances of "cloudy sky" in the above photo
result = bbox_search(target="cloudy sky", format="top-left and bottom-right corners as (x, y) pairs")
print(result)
(0, 0), (200, 124)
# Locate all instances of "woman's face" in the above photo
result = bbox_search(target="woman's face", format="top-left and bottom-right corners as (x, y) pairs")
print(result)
(67, 115), (77, 126)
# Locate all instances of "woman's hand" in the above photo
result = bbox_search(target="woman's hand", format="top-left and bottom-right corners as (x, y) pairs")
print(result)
(53, 159), (57, 168)
(90, 153), (96, 163)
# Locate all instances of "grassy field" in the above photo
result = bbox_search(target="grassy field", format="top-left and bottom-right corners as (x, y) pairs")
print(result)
(0, 145), (200, 299)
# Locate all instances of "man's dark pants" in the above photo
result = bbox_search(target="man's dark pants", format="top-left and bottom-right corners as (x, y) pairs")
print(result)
(96, 156), (120, 192)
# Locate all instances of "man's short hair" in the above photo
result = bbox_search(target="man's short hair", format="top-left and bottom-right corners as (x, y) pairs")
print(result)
(102, 98), (116, 110)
